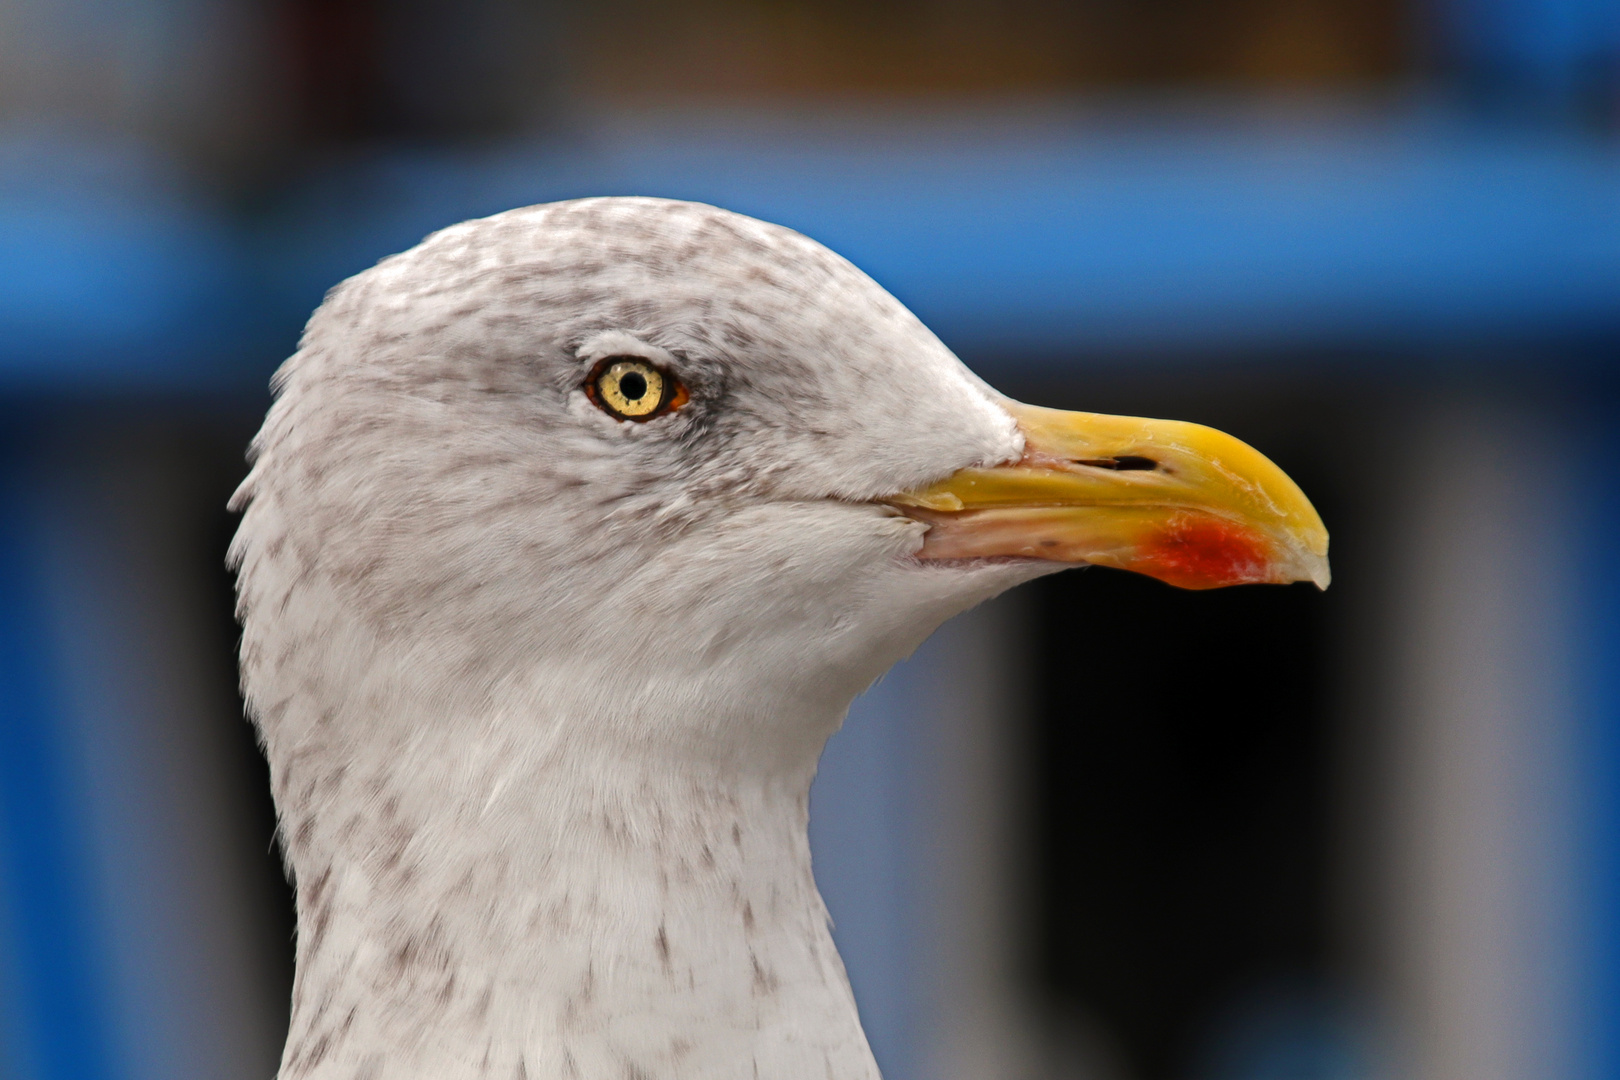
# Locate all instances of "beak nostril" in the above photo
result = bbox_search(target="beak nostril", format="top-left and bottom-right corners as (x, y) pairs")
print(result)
(1075, 456), (1159, 471)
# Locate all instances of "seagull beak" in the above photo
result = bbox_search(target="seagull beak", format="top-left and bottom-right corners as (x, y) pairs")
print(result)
(888, 402), (1330, 590)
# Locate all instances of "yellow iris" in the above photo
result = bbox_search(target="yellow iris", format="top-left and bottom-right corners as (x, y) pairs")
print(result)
(595, 359), (667, 420)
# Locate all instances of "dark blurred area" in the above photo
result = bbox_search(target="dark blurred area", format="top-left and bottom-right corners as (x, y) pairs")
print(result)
(1035, 571), (1333, 1080)
(570, 0), (1405, 97)
(1, 1), (1618, 1079)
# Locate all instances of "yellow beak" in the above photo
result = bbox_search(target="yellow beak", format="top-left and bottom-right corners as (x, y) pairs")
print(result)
(888, 401), (1330, 591)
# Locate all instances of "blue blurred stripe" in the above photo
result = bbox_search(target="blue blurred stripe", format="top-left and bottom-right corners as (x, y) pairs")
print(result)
(4, 111), (1620, 396)
(1586, 402), (1620, 1080)
(0, 445), (117, 1080)
(256, 117), (1620, 364)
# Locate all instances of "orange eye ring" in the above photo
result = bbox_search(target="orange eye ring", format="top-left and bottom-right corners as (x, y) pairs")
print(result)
(585, 356), (688, 422)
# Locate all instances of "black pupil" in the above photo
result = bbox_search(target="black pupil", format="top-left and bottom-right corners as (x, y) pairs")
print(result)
(618, 371), (649, 400)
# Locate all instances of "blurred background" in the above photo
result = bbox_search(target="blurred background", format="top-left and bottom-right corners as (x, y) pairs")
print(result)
(0, 0), (1618, 1078)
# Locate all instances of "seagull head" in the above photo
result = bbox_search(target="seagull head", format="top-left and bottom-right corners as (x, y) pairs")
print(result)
(229, 196), (1327, 1079)
(234, 197), (1325, 765)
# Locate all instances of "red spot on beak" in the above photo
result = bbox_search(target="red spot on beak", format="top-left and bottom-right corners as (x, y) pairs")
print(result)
(1134, 517), (1274, 590)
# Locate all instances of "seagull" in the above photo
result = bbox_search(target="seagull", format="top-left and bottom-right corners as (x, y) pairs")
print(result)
(229, 197), (1328, 1080)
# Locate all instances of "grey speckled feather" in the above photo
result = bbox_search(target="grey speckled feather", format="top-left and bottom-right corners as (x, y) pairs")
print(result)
(230, 197), (1054, 1080)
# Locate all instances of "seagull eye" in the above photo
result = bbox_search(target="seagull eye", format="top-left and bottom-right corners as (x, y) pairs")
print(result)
(587, 357), (688, 422)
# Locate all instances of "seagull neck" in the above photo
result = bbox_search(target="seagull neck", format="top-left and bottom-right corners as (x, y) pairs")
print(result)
(275, 717), (878, 1080)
